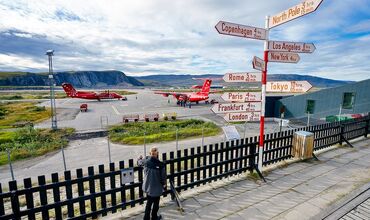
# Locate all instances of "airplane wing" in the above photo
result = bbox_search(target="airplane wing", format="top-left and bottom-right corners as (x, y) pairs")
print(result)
(154, 91), (189, 99)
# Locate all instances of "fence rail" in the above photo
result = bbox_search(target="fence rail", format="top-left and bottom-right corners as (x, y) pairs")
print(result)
(0, 115), (369, 219)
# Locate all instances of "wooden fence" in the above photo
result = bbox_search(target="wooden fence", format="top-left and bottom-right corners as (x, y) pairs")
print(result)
(0, 115), (369, 219)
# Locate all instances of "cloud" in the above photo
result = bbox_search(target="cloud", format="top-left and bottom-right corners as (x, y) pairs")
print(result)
(0, 0), (369, 81)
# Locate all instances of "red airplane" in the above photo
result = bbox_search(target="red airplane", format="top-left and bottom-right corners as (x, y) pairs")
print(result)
(61, 83), (124, 101)
(154, 79), (212, 105)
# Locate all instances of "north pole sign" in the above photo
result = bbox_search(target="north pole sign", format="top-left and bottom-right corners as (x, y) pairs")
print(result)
(268, 41), (316, 53)
(224, 112), (261, 122)
(223, 72), (262, 83)
(268, 52), (300, 63)
(215, 21), (267, 40)
(221, 92), (261, 102)
(267, 81), (313, 93)
(211, 102), (261, 114)
(269, 0), (324, 28)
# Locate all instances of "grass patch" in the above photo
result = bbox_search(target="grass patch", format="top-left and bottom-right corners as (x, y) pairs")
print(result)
(109, 119), (221, 145)
(0, 91), (67, 100)
(0, 127), (74, 165)
(0, 102), (51, 129)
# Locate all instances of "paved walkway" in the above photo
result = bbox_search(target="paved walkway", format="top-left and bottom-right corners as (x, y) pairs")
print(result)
(105, 138), (370, 220)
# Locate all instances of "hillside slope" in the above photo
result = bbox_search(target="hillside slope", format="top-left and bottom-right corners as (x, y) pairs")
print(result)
(0, 71), (144, 88)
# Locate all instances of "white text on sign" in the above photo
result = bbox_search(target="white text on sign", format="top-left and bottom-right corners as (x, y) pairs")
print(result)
(224, 112), (261, 122)
(211, 102), (261, 114)
(268, 41), (316, 53)
(221, 92), (261, 102)
(223, 72), (262, 83)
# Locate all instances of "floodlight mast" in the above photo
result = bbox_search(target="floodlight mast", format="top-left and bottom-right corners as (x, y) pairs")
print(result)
(46, 50), (57, 130)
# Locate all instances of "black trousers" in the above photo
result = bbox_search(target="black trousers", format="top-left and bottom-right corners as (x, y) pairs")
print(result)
(144, 195), (160, 220)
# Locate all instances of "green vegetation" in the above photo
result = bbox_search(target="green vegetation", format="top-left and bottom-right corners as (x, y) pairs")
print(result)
(0, 127), (74, 165)
(0, 102), (51, 129)
(109, 119), (221, 145)
(0, 91), (67, 100)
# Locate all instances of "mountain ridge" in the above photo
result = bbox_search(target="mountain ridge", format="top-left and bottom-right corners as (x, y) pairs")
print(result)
(0, 70), (144, 88)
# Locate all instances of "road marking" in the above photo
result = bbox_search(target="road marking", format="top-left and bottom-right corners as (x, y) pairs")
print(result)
(111, 105), (120, 115)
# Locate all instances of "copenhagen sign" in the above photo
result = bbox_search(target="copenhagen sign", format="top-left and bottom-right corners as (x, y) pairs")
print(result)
(221, 92), (261, 102)
(211, 102), (261, 114)
(268, 40), (316, 53)
(223, 72), (262, 83)
(267, 81), (313, 93)
(224, 112), (261, 122)
(215, 21), (267, 40)
(269, 0), (324, 28)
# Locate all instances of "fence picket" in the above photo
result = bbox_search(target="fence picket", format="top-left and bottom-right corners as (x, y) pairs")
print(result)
(9, 180), (20, 220)
(51, 173), (62, 220)
(23, 178), (35, 220)
(0, 183), (5, 217)
(98, 165), (108, 216)
(64, 171), (74, 218)
(88, 167), (97, 218)
(76, 169), (86, 216)
(37, 176), (49, 220)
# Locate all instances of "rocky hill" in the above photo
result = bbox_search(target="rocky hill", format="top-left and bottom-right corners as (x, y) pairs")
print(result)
(136, 74), (353, 88)
(0, 71), (144, 88)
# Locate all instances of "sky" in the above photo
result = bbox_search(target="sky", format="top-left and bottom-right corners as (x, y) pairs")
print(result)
(0, 0), (369, 81)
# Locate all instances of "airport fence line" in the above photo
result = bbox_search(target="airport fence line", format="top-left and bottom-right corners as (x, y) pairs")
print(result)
(0, 115), (369, 220)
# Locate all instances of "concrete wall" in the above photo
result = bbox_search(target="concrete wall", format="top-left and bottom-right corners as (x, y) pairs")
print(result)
(275, 79), (370, 119)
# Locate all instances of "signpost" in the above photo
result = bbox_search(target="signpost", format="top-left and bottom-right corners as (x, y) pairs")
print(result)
(215, 0), (323, 172)
(223, 72), (261, 83)
(268, 41), (316, 53)
(269, 0), (324, 28)
(268, 52), (300, 63)
(224, 112), (261, 122)
(267, 81), (313, 93)
(252, 56), (266, 71)
(221, 92), (261, 102)
(215, 21), (267, 40)
(211, 102), (261, 114)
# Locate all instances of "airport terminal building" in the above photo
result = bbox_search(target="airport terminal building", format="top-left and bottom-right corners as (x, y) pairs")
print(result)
(273, 79), (370, 120)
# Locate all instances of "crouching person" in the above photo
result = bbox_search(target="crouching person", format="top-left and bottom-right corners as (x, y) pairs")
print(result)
(138, 147), (166, 220)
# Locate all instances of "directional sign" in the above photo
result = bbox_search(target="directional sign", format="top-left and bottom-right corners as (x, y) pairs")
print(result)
(269, 0), (324, 28)
(223, 72), (261, 83)
(211, 102), (261, 114)
(224, 112), (261, 122)
(268, 52), (300, 63)
(215, 21), (267, 40)
(252, 56), (265, 72)
(267, 81), (313, 93)
(268, 41), (316, 53)
(221, 92), (261, 102)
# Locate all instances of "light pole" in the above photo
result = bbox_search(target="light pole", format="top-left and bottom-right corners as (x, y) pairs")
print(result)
(46, 50), (57, 130)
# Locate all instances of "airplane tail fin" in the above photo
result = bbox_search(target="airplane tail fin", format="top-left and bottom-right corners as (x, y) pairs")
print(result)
(62, 83), (77, 97)
(200, 79), (212, 94)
